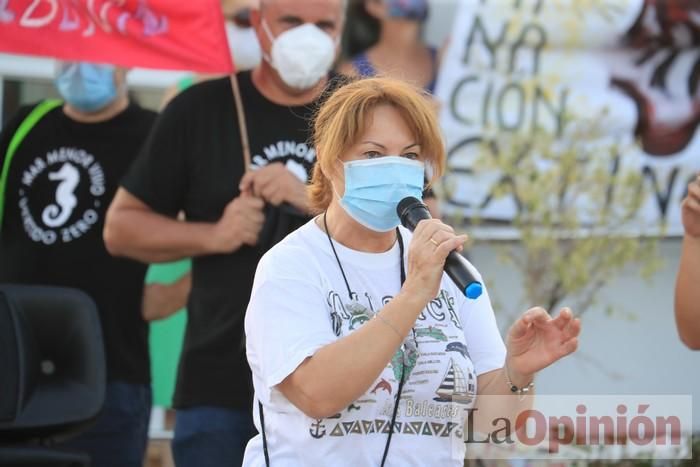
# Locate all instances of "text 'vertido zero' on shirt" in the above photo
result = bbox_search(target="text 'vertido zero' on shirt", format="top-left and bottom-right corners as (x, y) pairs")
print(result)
(19, 147), (105, 244)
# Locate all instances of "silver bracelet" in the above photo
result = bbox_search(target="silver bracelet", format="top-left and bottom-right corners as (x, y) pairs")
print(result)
(504, 364), (534, 397)
(374, 312), (403, 340)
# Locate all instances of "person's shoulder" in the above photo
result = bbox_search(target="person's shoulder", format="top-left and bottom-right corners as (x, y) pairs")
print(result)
(1, 101), (59, 144)
(184, 71), (256, 101)
(11, 102), (43, 121)
(257, 220), (323, 279)
(311, 72), (354, 109)
(129, 102), (158, 117)
(259, 220), (315, 267)
(5, 100), (57, 126)
(163, 75), (233, 113)
(125, 102), (158, 125)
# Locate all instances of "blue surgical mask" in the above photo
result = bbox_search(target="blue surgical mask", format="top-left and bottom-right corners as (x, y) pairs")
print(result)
(55, 62), (118, 112)
(386, 0), (429, 22)
(339, 156), (425, 232)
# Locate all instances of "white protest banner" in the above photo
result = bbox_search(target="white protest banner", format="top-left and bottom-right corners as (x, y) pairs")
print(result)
(435, 0), (700, 236)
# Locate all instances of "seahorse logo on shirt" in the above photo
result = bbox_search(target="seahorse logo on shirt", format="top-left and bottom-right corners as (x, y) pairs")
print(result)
(18, 147), (105, 245)
(42, 162), (80, 227)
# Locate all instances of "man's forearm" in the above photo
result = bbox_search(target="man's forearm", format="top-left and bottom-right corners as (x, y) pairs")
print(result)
(104, 207), (217, 263)
(676, 235), (700, 349)
(142, 273), (192, 321)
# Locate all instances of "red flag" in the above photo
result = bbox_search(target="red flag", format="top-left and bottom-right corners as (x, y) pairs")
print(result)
(0, 0), (234, 73)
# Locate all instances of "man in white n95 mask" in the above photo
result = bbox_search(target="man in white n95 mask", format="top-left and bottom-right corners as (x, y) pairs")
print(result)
(104, 1), (347, 466)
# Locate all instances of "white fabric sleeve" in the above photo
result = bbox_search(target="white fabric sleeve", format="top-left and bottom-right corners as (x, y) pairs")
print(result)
(460, 284), (507, 376)
(245, 266), (337, 404)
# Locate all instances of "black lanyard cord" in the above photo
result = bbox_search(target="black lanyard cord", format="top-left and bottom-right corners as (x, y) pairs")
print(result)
(323, 212), (408, 467)
(323, 212), (354, 300)
(380, 366), (406, 467)
(259, 401), (270, 467)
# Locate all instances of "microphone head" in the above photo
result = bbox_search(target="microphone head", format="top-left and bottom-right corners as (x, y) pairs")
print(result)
(465, 282), (483, 299)
(397, 196), (431, 231)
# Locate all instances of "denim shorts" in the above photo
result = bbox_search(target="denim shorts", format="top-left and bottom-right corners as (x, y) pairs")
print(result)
(172, 406), (256, 467)
(58, 381), (152, 467)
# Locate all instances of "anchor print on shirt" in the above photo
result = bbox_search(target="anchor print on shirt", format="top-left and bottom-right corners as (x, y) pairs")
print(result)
(309, 419), (327, 439)
(42, 162), (79, 227)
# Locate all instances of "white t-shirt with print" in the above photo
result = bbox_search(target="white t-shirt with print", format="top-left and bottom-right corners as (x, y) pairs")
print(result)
(243, 219), (506, 467)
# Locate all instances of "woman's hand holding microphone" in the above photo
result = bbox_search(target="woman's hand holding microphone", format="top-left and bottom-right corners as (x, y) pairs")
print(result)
(402, 219), (468, 305)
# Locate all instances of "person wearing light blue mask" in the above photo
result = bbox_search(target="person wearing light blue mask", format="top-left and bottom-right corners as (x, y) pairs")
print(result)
(242, 77), (581, 466)
(0, 58), (157, 467)
(54, 61), (128, 117)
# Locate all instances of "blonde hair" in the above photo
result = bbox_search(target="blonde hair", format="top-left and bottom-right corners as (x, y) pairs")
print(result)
(309, 77), (446, 212)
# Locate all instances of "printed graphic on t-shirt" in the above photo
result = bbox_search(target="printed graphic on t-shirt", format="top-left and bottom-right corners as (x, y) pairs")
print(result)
(251, 139), (315, 182)
(311, 287), (478, 441)
(311, 416), (462, 439)
(18, 147), (105, 244)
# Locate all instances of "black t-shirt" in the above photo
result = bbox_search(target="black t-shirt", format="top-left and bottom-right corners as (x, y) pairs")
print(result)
(0, 102), (156, 385)
(121, 72), (343, 409)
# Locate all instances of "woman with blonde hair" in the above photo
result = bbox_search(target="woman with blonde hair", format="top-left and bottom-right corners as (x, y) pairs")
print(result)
(243, 77), (580, 466)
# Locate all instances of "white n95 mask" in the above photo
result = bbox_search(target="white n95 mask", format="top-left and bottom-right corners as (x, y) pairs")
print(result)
(262, 20), (336, 90)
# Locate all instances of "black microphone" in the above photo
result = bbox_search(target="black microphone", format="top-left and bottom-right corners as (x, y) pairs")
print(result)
(397, 197), (483, 299)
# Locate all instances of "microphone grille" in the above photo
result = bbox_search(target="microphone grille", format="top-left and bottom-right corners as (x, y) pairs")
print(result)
(397, 196), (424, 221)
